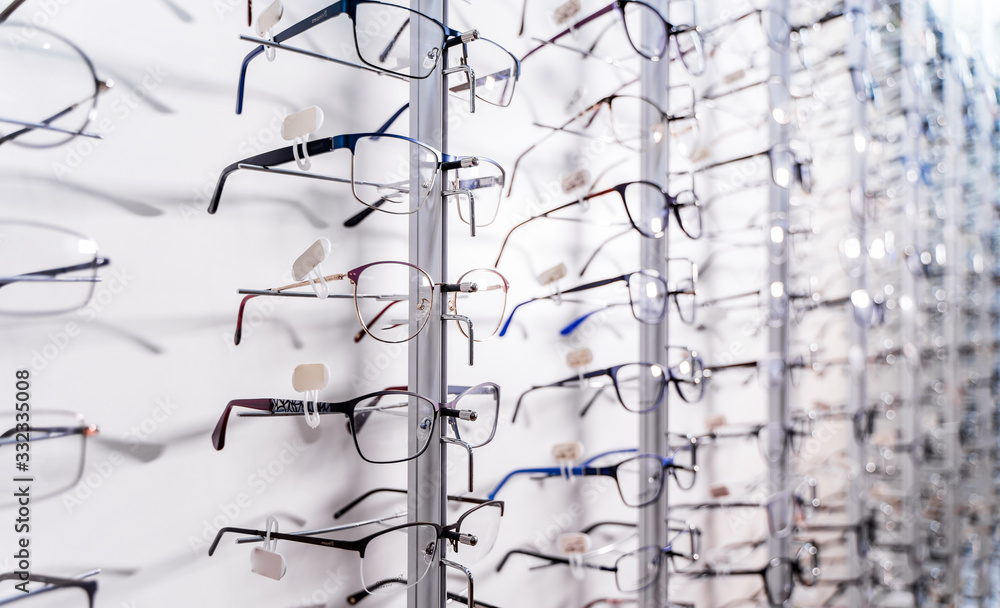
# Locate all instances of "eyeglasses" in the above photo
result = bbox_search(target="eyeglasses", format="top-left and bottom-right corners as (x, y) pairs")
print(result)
(494, 181), (701, 267)
(0, 410), (99, 506)
(0, 570), (99, 607)
(235, 0), (519, 113)
(207, 130), (498, 219)
(212, 383), (499, 465)
(686, 143), (813, 193)
(680, 542), (819, 606)
(667, 420), (810, 470)
(500, 265), (697, 337)
(0, 221), (111, 316)
(521, 0), (705, 74)
(513, 351), (705, 423)
(496, 520), (701, 591)
(508, 93), (698, 196)
(209, 500), (503, 597)
(488, 448), (691, 506)
(0, 23), (112, 148)
(235, 262), (508, 349)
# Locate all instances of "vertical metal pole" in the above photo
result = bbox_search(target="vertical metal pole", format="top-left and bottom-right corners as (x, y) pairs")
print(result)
(845, 2), (867, 605)
(408, 3), (446, 608)
(639, 2), (669, 607)
(898, 0), (922, 593)
(767, 0), (791, 593)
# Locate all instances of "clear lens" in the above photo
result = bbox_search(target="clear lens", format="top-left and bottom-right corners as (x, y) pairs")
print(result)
(764, 558), (794, 604)
(621, 181), (668, 237)
(361, 523), (439, 595)
(616, 454), (664, 507)
(670, 114), (700, 159)
(765, 490), (794, 538)
(608, 96), (666, 151)
(451, 269), (508, 340)
(666, 523), (699, 571)
(0, 410), (87, 506)
(668, 258), (696, 324)
(353, 135), (439, 214)
(769, 147), (794, 189)
(450, 157), (504, 227)
(446, 384), (499, 449)
(351, 393), (436, 463)
(0, 24), (98, 148)
(353, 261), (434, 343)
(0, 583), (90, 607)
(760, 9), (791, 51)
(453, 502), (503, 563)
(464, 38), (518, 107)
(615, 545), (661, 592)
(673, 190), (702, 239)
(612, 363), (667, 413)
(669, 444), (696, 490)
(0, 221), (101, 316)
(627, 271), (668, 324)
(668, 348), (704, 403)
(621, 2), (668, 60)
(756, 422), (788, 463)
(674, 29), (705, 76)
(353, 3), (444, 78)
(767, 79), (793, 125)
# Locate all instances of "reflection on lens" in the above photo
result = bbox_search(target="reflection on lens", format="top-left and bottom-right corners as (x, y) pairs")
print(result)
(352, 393), (436, 463)
(615, 546), (661, 592)
(764, 558), (794, 604)
(0, 410), (87, 505)
(621, 2), (667, 60)
(617, 455), (664, 506)
(609, 97), (665, 151)
(675, 30), (705, 76)
(353, 4), (444, 78)
(613, 363), (667, 413)
(354, 262), (434, 343)
(628, 271), (668, 324)
(454, 502), (502, 563)
(463, 38), (518, 107)
(451, 158), (504, 227)
(447, 383), (499, 448)
(621, 181), (668, 236)
(451, 269), (508, 340)
(361, 524), (438, 595)
(674, 191), (702, 239)
(0, 24), (98, 148)
(669, 444), (696, 490)
(353, 136), (439, 213)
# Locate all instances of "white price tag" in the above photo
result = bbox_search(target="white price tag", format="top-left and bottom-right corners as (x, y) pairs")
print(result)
(552, 0), (582, 24)
(566, 348), (593, 369)
(558, 533), (591, 555)
(709, 484), (730, 498)
(539, 263), (568, 286)
(561, 168), (590, 193)
(704, 415), (727, 431)
(552, 441), (583, 462)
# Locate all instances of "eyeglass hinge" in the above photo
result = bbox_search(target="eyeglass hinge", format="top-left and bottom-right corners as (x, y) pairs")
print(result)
(460, 30), (480, 44)
(439, 282), (478, 293)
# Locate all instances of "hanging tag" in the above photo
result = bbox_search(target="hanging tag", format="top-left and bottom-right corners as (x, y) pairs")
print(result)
(567, 348), (593, 369)
(292, 238), (332, 299)
(553, 441), (582, 482)
(539, 263), (568, 286)
(292, 363), (329, 429)
(723, 69), (746, 84)
(250, 516), (286, 580)
(282, 106), (324, 170)
(870, 430), (895, 447)
(561, 169), (590, 193)
(704, 415), (727, 431)
(257, 0), (283, 61)
(552, 0), (582, 24)
(709, 483), (730, 498)
(559, 533), (591, 554)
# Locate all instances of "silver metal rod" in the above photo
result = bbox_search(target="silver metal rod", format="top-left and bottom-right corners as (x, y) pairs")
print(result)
(638, 1), (669, 607)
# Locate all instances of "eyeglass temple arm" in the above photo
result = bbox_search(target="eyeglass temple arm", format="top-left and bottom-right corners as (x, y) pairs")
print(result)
(0, 257), (110, 289)
(495, 548), (617, 573)
(212, 398), (273, 450)
(0, 0), (26, 21)
(579, 228), (633, 276)
(0, 89), (109, 145)
(560, 305), (625, 336)
(494, 199), (582, 265)
(207, 526), (360, 557)
(489, 465), (609, 500)
(520, 2), (616, 61)
(579, 520), (636, 535)
(208, 138), (337, 213)
(698, 149), (768, 173)
(334, 487), (494, 519)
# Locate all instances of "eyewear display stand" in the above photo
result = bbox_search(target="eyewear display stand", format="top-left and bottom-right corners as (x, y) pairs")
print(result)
(409, 1), (446, 607)
(638, 1), (671, 607)
(766, 0), (792, 600)
(845, 0), (867, 605)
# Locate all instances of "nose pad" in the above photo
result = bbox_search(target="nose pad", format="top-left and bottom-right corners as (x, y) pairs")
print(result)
(423, 541), (437, 564)
(423, 47), (440, 70)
